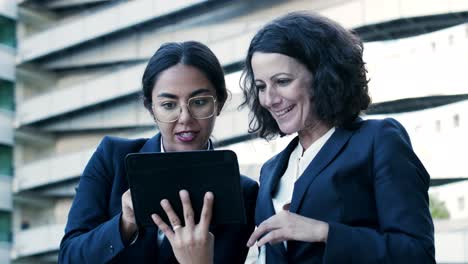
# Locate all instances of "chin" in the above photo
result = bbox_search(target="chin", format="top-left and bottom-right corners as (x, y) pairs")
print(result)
(279, 124), (300, 135)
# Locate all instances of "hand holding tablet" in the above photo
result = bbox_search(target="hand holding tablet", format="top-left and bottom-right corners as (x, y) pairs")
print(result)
(125, 150), (246, 228)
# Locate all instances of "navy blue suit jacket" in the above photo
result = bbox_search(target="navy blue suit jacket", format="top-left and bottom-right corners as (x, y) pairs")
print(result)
(59, 133), (258, 263)
(256, 118), (435, 263)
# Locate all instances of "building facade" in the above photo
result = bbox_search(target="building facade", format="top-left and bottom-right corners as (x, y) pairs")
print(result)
(10, 0), (468, 263)
(0, 1), (16, 264)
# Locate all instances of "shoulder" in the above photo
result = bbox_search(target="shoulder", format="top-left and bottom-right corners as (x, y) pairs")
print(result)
(89, 136), (149, 174)
(347, 117), (411, 145)
(355, 117), (406, 133)
(358, 117), (411, 145)
(96, 136), (149, 158)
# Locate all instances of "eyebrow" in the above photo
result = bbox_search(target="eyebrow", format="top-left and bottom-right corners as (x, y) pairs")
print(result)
(254, 73), (293, 82)
(157, 88), (213, 99)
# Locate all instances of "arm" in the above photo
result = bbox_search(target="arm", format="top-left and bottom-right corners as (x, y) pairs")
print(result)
(59, 139), (129, 264)
(323, 118), (435, 263)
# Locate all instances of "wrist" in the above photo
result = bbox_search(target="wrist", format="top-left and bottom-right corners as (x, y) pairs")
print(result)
(120, 215), (138, 243)
(319, 222), (329, 243)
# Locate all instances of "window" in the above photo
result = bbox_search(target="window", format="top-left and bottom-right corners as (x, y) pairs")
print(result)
(0, 145), (13, 176)
(458, 196), (465, 211)
(0, 15), (15, 48)
(0, 80), (14, 111)
(435, 120), (441, 132)
(453, 114), (460, 127)
(0, 211), (11, 242)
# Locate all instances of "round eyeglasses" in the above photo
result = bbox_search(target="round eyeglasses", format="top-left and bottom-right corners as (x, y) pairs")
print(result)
(152, 95), (217, 123)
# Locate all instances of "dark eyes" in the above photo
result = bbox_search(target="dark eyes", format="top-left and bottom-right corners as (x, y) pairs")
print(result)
(160, 101), (177, 109)
(255, 78), (291, 92)
(255, 83), (266, 92)
(276, 78), (292, 86)
(192, 98), (208, 106)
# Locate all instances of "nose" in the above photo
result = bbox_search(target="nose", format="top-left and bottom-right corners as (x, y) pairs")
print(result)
(262, 86), (281, 108)
(177, 104), (193, 123)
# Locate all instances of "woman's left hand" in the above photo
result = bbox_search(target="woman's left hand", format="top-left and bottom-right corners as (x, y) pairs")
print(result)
(246, 210), (329, 247)
(152, 190), (214, 264)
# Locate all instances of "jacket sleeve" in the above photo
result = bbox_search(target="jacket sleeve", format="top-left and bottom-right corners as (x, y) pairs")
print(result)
(323, 118), (435, 264)
(59, 138), (127, 264)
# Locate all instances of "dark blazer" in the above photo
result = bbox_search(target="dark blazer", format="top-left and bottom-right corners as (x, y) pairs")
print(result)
(59, 133), (258, 264)
(256, 118), (435, 264)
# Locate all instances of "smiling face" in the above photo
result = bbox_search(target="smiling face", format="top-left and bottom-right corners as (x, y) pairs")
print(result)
(252, 52), (317, 135)
(151, 64), (217, 152)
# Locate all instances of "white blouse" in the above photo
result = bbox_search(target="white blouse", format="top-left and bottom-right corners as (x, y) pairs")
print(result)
(258, 128), (335, 263)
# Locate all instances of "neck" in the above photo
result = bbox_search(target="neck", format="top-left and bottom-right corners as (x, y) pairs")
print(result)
(298, 120), (332, 150)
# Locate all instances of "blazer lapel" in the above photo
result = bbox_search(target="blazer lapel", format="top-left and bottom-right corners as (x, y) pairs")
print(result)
(256, 137), (299, 224)
(289, 128), (353, 213)
(256, 137), (299, 259)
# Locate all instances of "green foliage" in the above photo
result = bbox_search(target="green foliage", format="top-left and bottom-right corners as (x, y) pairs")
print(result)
(429, 194), (450, 219)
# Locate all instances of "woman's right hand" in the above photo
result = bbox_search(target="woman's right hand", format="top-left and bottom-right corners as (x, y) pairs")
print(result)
(152, 190), (214, 264)
(120, 189), (138, 242)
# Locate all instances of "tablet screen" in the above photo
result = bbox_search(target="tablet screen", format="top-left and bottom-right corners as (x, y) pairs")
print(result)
(125, 150), (246, 228)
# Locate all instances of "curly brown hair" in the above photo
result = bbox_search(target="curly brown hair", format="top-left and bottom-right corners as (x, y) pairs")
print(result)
(240, 12), (371, 139)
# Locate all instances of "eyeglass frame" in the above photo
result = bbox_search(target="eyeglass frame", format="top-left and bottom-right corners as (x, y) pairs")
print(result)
(151, 95), (218, 123)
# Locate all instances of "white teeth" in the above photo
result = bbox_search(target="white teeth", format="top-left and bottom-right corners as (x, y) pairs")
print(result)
(178, 132), (194, 137)
(275, 105), (294, 117)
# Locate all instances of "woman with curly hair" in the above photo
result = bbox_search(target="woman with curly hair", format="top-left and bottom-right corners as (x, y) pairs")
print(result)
(241, 12), (435, 264)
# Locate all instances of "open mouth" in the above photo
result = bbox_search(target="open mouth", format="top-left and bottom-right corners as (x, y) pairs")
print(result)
(175, 131), (197, 142)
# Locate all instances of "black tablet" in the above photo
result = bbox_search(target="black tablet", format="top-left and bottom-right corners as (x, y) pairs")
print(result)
(125, 150), (246, 228)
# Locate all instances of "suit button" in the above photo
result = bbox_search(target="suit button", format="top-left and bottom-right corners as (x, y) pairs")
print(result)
(109, 245), (114, 253)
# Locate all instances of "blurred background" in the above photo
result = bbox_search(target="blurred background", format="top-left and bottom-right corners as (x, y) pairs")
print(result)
(0, 0), (467, 263)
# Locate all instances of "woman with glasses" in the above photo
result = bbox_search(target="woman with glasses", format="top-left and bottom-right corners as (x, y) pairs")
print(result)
(59, 41), (259, 264)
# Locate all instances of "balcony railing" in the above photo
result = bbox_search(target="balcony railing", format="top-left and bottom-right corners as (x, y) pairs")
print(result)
(0, 242), (10, 264)
(17, 63), (146, 125)
(13, 128), (158, 192)
(18, 0), (208, 62)
(0, 45), (15, 82)
(0, 177), (12, 211)
(12, 224), (63, 259)
(0, 1), (16, 19)
(0, 110), (13, 146)
(13, 149), (94, 192)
